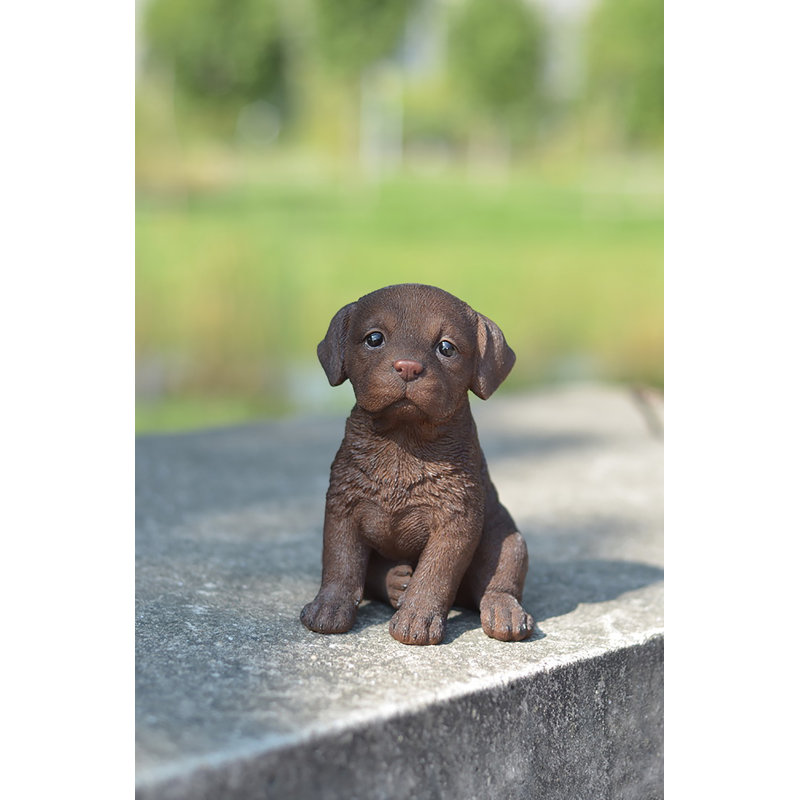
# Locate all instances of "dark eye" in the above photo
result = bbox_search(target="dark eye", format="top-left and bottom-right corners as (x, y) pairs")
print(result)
(437, 340), (457, 358)
(365, 331), (385, 348)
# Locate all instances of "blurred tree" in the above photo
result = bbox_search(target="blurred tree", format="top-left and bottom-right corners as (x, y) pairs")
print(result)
(312, 0), (418, 80)
(144, 0), (290, 112)
(310, 0), (420, 172)
(447, 0), (547, 145)
(584, 0), (664, 147)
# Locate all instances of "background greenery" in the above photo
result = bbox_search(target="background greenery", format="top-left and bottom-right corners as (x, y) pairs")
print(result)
(136, 0), (663, 432)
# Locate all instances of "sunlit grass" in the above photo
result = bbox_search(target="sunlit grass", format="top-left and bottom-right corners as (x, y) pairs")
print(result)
(135, 395), (292, 434)
(136, 161), (662, 432)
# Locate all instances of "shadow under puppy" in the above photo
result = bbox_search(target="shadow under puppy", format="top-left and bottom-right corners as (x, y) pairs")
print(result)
(301, 284), (535, 645)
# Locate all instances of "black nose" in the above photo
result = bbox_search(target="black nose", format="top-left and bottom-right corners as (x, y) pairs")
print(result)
(393, 359), (424, 382)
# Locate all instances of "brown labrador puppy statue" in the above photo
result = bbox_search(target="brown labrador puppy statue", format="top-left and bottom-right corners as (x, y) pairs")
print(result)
(301, 284), (535, 645)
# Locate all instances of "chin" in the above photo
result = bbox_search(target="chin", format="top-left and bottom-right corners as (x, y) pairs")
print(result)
(382, 398), (428, 422)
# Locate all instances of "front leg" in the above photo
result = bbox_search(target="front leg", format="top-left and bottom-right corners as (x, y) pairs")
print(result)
(389, 512), (482, 646)
(301, 503), (369, 634)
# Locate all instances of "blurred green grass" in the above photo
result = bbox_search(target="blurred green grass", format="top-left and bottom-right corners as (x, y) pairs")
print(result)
(136, 161), (662, 432)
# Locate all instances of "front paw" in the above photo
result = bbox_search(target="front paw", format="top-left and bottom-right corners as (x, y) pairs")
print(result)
(389, 603), (447, 645)
(301, 588), (359, 634)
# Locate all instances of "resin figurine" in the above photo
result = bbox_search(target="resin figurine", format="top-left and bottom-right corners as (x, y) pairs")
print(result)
(301, 284), (534, 645)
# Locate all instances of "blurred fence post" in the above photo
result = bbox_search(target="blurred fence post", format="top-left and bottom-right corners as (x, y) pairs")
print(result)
(359, 65), (404, 180)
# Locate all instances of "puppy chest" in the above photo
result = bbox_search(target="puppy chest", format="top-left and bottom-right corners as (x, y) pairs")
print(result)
(358, 503), (434, 559)
(334, 451), (480, 512)
(352, 475), (484, 560)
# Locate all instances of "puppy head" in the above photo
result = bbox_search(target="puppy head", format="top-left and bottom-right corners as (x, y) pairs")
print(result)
(318, 284), (515, 424)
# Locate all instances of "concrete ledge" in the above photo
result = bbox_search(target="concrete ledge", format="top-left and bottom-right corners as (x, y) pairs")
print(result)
(136, 384), (664, 800)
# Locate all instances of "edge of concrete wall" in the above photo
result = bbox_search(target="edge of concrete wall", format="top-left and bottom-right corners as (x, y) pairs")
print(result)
(136, 634), (663, 800)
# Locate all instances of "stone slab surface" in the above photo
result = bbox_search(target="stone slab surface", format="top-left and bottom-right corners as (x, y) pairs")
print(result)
(135, 384), (664, 799)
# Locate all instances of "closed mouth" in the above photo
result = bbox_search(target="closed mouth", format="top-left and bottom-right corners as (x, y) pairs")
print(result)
(358, 384), (427, 418)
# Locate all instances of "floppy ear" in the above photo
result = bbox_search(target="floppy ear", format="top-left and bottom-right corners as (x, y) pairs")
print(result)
(317, 302), (358, 386)
(470, 312), (516, 400)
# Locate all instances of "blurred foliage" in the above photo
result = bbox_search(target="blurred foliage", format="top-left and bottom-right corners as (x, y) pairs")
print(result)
(136, 164), (663, 430)
(313, 0), (419, 80)
(447, 0), (546, 141)
(139, 0), (664, 154)
(144, 0), (290, 112)
(584, 0), (664, 146)
(136, 0), (663, 432)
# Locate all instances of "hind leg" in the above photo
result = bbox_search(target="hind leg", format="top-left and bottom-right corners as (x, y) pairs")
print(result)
(462, 522), (535, 642)
(364, 552), (414, 609)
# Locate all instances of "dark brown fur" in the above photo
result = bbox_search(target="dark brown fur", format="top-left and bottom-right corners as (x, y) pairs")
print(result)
(301, 284), (534, 645)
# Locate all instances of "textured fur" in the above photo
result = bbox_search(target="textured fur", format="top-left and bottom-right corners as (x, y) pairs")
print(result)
(301, 284), (534, 645)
